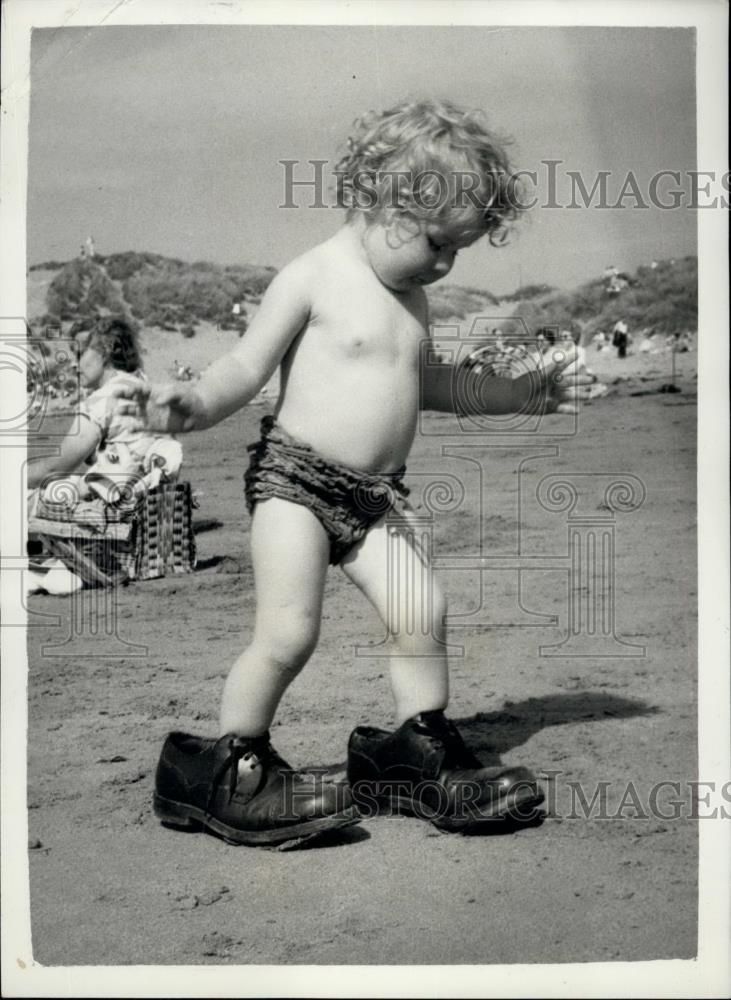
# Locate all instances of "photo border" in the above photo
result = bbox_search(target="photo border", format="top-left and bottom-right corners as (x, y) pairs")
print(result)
(1, 1), (728, 997)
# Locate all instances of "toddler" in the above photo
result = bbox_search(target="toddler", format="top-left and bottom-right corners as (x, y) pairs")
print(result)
(129, 99), (584, 847)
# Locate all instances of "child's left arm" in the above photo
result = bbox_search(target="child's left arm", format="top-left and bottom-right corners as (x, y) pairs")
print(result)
(420, 344), (592, 415)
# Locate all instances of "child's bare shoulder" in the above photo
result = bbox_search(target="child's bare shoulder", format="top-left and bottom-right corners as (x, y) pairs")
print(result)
(269, 247), (316, 291)
(286, 237), (341, 273)
(281, 238), (360, 305)
(256, 246), (333, 320)
(269, 240), (341, 300)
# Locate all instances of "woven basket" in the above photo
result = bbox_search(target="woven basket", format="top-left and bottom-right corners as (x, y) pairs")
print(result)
(29, 483), (196, 586)
(130, 482), (197, 581)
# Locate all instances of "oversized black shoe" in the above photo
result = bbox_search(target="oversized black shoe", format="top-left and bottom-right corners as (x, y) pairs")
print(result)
(153, 731), (360, 848)
(347, 710), (544, 832)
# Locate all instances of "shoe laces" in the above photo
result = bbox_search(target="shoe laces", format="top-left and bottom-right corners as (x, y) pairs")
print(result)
(413, 713), (481, 769)
(209, 734), (272, 806)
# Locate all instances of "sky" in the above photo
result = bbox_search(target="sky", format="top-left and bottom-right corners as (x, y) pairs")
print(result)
(27, 25), (697, 294)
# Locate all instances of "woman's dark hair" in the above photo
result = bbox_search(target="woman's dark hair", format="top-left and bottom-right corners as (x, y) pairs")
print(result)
(84, 316), (142, 372)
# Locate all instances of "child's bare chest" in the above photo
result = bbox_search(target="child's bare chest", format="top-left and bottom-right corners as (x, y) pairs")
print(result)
(311, 279), (425, 364)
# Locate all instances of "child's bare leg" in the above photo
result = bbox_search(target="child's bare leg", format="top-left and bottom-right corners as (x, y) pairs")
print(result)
(219, 498), (330, 736)
(343, 511), (545, 830)
(341, 509), (448, 724)
(155, 500), (356, 845)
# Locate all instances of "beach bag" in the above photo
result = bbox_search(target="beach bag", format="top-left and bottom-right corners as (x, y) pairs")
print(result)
(29, 482), (197, 588)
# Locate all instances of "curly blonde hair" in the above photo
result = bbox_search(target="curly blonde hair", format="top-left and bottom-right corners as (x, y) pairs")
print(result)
(335, 98), (524, 245)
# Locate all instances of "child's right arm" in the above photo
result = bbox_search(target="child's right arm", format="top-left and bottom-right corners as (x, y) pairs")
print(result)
(139, 263), (312, 433)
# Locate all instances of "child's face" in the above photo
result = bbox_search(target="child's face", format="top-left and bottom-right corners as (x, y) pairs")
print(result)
(363, 215), (481, 292)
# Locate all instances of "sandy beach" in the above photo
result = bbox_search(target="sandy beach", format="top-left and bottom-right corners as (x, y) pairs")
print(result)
(24, 336), (698, 966)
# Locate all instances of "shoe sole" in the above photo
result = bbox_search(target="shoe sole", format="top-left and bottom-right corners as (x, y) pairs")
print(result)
(153, 792), (361, 847)
(356, 784), (545, 832)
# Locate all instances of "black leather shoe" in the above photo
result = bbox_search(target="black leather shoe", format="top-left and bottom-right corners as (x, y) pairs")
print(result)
(153, 731), (360, 847)
(347, 710), (544, 831)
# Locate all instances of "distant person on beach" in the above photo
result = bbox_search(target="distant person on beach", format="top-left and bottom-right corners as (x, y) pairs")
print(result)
(613, 319), (629, 358)
(673, 331), (692, 353)
(122, 98), (592, 849)
(173, 359), (194, 381)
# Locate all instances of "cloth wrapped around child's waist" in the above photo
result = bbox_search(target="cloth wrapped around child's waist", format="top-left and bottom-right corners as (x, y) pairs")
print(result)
(244, 415), (410, 563)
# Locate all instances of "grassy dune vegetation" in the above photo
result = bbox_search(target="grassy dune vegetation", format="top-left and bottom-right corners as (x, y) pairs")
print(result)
(30, 252), (276, 336)
(30, 252), (696, 346)
(505, 257), (697, 340)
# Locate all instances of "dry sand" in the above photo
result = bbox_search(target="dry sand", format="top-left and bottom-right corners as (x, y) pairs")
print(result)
(25, 340), (698, 966)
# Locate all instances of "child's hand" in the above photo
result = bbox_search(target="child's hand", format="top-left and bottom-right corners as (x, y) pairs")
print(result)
(540, 345), (597, 412)
(110, 379), (202, 433)
(91, 377), (147, 426)
(140, 382), (203, 433)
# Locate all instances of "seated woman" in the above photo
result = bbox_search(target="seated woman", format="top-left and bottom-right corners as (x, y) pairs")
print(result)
(28, 316), (181, 500)
(28, 317), (182, 592)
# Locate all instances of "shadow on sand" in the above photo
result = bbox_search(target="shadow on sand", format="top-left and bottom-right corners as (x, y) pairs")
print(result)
(455, 690), (659, 763)
(298, 692), (659, 843)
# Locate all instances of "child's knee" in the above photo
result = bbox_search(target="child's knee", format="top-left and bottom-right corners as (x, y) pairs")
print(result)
(255, 612), (320, 673)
